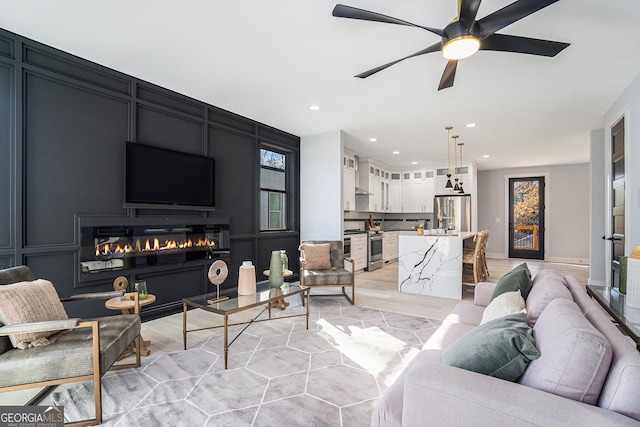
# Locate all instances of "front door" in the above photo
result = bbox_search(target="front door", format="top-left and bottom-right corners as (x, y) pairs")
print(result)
(508, 177), (545, 259)
(608, 117), (625, 288)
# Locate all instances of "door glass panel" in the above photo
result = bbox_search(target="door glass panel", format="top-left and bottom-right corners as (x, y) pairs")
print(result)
(610, 117), (625, 289)
(509, 177), (545, 260)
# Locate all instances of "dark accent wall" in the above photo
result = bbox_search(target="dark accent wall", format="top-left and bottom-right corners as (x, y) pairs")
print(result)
(0, 28), (301, 320)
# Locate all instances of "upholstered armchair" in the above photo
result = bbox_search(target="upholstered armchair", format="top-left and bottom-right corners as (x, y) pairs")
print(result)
(299, 240), (355, 305)
(0, 266), (141, 427)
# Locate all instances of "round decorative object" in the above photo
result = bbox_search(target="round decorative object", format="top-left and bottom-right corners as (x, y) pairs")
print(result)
(208, 260), (228, 285)
(113, 276), (128, 292)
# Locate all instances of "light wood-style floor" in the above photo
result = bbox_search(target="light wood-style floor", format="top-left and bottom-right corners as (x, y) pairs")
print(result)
(1, 258), (589, 407)
(353, 258), (589, 320)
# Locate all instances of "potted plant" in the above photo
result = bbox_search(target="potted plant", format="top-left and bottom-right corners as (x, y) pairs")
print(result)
(414, 222), (424, 235)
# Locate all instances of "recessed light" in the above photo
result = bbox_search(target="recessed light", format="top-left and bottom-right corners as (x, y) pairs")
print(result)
(309, 105), (320, 111)
(483, 154), (490, 158)
(393, 151), (400, 155)
(369, 138), (377, 142)
(411, 161), (418, 165)
(466, 123), (476, 128)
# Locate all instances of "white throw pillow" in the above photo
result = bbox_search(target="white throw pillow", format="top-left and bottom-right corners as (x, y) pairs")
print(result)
(481, 290), (525, 325)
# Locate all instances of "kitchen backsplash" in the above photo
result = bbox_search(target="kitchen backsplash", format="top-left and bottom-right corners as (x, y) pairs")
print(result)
(344, 213), (434, 232)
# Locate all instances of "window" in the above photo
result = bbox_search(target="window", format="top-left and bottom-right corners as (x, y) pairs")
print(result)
(260, 148), (287, 231)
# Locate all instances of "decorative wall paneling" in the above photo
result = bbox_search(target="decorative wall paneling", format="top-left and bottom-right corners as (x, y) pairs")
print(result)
(0, 28), (300, 319)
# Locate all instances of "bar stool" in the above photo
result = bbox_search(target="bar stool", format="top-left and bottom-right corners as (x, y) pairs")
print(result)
(463, 231), (487, 285)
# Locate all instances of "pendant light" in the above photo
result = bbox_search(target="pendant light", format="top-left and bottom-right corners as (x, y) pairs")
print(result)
(445, 126), (453, 189)
(452, 135), (460, 192)
(458, 141), (465, 194)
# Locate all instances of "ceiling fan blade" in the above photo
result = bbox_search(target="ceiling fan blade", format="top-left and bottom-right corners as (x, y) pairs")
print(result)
(438, 60), (458, 90)
(458, 0), (483, 28)
(355, 43), (441, 79)
(480, 34), (570, 57)
(477, 0), (559, 38)
(333, 4), (444, 37)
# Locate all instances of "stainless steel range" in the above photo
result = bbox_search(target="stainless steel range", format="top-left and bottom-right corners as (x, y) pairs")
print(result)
(366, 230), (384, 271)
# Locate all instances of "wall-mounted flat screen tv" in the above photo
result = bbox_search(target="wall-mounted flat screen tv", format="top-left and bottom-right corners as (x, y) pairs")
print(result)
(124, 142), (215, 211)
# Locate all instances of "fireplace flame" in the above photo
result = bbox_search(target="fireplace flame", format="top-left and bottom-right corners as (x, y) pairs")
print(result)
(96, 236), (215, 257)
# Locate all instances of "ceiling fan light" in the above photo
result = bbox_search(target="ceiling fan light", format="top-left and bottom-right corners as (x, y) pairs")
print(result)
(442, 36), (480, 60)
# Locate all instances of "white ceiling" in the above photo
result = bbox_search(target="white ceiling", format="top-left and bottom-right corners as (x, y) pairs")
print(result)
(2, 0), (640, 170)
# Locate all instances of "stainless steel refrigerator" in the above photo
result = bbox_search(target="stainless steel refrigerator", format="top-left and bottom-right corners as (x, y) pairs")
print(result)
(434, 194), (471, 232)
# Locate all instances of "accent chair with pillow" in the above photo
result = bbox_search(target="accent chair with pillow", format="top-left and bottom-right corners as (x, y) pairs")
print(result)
(0, 265), (142, 427)
(299, 240), (355, 304)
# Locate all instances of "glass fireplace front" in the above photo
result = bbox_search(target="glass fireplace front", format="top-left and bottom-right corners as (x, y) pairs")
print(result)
(80, 222), (230, 273)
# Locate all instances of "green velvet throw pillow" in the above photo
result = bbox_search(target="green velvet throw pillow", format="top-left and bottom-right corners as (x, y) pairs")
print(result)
(442, 312), (540, 381)
(491, 263), (533, 301)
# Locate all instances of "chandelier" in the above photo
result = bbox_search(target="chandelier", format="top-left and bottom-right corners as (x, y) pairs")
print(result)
(445, 126), (453, 189)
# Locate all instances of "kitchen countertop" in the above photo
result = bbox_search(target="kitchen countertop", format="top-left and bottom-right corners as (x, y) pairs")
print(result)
(343, 230), (367, 235)
(399, 231), (476, 239)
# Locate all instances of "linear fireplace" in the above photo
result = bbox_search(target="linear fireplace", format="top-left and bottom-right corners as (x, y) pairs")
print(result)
(79, 217), (230, 274)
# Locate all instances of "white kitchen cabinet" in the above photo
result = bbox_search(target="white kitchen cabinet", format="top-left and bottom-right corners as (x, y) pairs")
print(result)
(425, 170), (435, 213)
(356, 158), (387, 212)
(411, 171), (426, 213)
(343, 153), (356, 211)
(401, 172), (412, 213)
(403, 170), (434, 213)
(344, 167), (356, 211)
(349, 234), (367, 271)
(388, 172), (402, 213)
(383, 231), (398, 262)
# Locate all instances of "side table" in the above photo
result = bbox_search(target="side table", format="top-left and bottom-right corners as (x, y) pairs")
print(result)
(105, 294), (156, 356)
(262, 269), (294, 310)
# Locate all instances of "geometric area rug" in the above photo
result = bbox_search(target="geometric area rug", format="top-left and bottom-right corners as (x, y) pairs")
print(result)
(52, 298), (441, 426)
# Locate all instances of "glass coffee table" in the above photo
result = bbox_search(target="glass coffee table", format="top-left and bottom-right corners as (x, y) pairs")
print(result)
(182, 281), (310, 368)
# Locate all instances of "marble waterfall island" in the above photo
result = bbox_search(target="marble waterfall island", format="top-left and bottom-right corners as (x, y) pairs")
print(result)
(398, 232), (475, 300)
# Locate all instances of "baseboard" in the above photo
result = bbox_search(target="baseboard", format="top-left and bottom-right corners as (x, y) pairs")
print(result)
(486, 253), (589, 266)
(486, 252), (507, 259)
(547, 257), (589, 265)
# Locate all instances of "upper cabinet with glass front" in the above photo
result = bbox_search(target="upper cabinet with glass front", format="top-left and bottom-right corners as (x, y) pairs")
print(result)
(343, 150), (356, 211)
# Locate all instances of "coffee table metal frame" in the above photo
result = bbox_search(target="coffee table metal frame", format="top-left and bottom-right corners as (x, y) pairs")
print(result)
(182, 282), (310, 368)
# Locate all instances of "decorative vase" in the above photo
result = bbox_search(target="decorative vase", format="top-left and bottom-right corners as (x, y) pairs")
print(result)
(269, 250), (284, 288)
(417, 228), (424, 236)
(280, 250), (288, 273)
(131, 280), (148, 300)
(238, 261), (257, 295)
(620, 256), (628, 295)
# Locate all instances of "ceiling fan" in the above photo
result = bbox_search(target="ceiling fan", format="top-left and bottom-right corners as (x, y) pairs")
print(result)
(332, 0), (570, 90)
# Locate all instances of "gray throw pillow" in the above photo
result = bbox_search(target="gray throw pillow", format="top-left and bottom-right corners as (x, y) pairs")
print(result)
(442, 312), (540, 381)
(491, 263), (533, 301)
(519, 298), (612, 404)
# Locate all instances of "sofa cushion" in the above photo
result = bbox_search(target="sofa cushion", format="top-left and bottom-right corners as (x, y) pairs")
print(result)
(302, 268), (351, 286)
(481, 290), (525, 325)
(300, 243), (332, 270)
(0, 280), (69, 349)
(442, 312), (540, 381)
(582, 306), (640, 421)
(525, 269), (572, 326)
(491, 263), (533, 301)
(519, 298), (612, 405)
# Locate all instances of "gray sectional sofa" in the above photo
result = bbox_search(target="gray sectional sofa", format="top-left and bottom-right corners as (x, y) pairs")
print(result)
(373, 267), (640, 426)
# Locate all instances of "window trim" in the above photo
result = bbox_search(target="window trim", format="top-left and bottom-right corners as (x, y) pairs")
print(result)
(260, 146), (289, 232)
